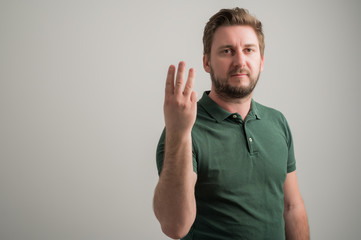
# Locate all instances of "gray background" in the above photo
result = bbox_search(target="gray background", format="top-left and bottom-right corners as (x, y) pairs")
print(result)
(1, 0), (360, 239)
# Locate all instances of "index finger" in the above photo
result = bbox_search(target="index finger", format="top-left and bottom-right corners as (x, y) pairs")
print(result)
(165, 65), (175, 96)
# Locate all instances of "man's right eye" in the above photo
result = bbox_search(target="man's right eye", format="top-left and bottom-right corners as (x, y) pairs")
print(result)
(222, 49), (232, 54)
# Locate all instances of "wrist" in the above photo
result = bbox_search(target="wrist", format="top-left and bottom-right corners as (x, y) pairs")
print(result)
(165, 129), (192, 144)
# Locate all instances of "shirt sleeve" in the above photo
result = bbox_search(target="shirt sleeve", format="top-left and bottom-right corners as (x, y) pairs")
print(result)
(155, 128), (166, 176)
(282, 116), (296, 173)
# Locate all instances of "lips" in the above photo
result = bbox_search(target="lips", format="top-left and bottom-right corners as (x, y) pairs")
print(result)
(231, 73), (247, 77)
(230, 72), (249, 78)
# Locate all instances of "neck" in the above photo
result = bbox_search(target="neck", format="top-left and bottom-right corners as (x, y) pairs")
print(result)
(208, 90), (252, 120)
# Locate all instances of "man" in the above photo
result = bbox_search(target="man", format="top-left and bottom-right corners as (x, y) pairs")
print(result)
(153, 8), (309, 240)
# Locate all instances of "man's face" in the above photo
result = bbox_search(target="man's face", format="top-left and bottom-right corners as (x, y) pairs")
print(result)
(203, 25), (264, 99)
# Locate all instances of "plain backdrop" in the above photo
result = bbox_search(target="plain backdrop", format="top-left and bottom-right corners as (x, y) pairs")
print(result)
(1, 0), (360, 239)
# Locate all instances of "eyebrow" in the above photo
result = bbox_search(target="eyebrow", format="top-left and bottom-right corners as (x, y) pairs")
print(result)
(217, 43), (258, 50)
(244, 43), (258, 48)
(218, 45), (234, 50)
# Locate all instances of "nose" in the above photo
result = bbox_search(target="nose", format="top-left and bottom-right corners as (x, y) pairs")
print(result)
(233, 50), (246, 68)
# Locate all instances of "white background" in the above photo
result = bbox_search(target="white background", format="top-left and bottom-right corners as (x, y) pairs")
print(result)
(1, 0), (360, 239)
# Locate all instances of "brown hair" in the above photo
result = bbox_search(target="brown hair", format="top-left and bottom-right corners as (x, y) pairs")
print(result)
(203, 8), (265, 58)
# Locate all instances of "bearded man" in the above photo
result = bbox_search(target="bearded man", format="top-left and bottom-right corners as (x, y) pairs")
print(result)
(153, 8), (309, 240)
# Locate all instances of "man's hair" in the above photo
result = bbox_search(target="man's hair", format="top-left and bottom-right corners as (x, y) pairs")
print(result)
(203, 8), (265, 58)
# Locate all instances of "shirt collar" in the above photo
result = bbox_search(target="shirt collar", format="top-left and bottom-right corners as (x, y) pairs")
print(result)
(250, 99), (262, 120)
(198, 91), (262, 122)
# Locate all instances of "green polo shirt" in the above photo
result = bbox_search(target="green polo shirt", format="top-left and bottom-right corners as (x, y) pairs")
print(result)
(156, 91), (296, 240)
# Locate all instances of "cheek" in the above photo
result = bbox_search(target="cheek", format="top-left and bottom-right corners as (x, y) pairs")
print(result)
(212, 59), (230, 73)
(212, 66), (228, 78)
(248, 57), (263, 69)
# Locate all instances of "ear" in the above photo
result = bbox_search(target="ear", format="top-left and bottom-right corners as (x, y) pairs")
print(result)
(260, 55), (265, 72)
(203, 54), (211, 73)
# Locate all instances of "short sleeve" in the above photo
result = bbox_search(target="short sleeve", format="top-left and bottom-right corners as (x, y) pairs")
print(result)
(156, 128), (166, 176)
(282, 116), (296, 173)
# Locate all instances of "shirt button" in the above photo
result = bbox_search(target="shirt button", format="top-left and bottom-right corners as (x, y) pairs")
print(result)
(249, 137), (253, 142)
(233, 115), (237, 118)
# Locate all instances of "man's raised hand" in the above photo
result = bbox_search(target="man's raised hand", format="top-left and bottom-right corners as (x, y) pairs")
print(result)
(164, 61), (197, 136)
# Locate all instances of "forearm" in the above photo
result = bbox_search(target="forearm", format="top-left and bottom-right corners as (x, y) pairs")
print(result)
(153, 132), (196, 239)
(284, 203), (309, 240)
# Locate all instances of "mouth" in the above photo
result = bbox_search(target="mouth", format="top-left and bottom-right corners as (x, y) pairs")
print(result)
(230, 73), (248, 78)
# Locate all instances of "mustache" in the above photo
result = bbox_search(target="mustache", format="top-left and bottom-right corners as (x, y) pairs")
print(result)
(228, 68), (249, 76)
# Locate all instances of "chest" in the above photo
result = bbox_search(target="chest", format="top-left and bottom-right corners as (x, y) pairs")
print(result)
(193, 120), (289, 195)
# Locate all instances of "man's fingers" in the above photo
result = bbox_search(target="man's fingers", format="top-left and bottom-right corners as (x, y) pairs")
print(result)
(175, 61), (186, 94)
(183, 68), (195, 97)
(166, 61), (195, 97)
(165, 65), (175, 96)
(190, 91), (197, 103)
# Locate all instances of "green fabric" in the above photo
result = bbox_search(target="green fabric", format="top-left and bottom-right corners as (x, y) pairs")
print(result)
(156, 91), (296, 240)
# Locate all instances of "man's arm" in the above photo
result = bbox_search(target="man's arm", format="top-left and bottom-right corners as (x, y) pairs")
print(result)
(283, 171), (310, 240)
(153, 62), (198, 239)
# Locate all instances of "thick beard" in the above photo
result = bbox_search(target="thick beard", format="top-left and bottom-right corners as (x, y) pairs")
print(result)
(210, 66), (261, 100)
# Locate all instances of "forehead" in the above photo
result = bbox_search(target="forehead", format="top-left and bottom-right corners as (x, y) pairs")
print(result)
(212, 25), (259, 48)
